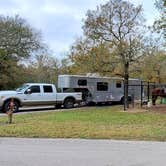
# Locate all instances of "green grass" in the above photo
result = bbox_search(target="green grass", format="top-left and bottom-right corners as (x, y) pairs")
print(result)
(0, 106), (166, 141)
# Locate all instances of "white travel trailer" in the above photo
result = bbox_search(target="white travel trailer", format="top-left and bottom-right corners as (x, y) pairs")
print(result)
(58, 75), (143, 104)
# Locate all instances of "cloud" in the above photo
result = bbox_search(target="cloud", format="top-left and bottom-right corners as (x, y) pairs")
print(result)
(0, 0), (158, 59)
(0, 0), (90, 58)
(42, 2), (74, 15)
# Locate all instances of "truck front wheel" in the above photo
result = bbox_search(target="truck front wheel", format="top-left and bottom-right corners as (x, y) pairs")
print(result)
(4, 100), (19, 113)
(64, 98), (74, 109)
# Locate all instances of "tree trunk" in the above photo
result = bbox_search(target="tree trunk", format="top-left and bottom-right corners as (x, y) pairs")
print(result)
(124, 62), (129, 110)
(156, 70), (161, 84)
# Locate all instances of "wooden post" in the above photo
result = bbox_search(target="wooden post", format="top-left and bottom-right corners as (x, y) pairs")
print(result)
(124, 80), (127, 111)
(131, 93), (134, 108)
(141, 81), (143, 107)
(147, 82), (150, 102)
(7, 98), (14, 124)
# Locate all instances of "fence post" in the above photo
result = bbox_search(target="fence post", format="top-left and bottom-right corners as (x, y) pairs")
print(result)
(147, 81), (150, 102)
(131, 93), (134, 108)
(141, 81), (143, 107)
(124, 81), (127, 111)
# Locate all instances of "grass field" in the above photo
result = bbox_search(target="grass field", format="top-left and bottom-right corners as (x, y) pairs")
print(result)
(0, 106), (166, 141)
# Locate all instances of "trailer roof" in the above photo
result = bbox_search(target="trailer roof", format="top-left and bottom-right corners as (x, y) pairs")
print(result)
(59, 75), (141, 81)
(59, 74), (123, 79)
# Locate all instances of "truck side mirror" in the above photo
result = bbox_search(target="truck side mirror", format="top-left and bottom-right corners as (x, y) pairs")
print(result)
(25, 89), (31, 94)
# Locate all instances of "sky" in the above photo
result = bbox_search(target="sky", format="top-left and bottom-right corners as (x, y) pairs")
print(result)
(0, 0), (159, 59)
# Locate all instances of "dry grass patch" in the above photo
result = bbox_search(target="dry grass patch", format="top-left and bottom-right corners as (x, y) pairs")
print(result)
(0, 106), (166, 141)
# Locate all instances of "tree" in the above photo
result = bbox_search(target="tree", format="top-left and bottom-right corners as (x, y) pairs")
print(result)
(130, 49), (166, 83)
(128, 34), (166, 83)
(0, 15), (44, 89)
(59, 58), (73, 75)
(68, 38), (117, 75)
(0, 57), (25, 89)
(83, 0), (144, 109)
(0, 15), (42, 60)
(154, 0), (166, 40)
(27, 54), (60, 84)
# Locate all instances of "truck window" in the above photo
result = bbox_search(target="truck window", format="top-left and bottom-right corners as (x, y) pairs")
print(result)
(97, 82), (108, 91)
(116, 81), (122, 88)
(30, 86), (40, 93)
(43, 85), (53, 93)
(78, 79), (87, 86)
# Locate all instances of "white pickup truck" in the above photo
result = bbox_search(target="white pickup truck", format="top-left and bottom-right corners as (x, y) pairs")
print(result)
(0, 83), (82, 112)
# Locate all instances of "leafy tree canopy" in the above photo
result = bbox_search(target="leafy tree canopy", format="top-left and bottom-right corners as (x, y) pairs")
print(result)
(154, 0), (166, 40)
(0, 15), (45, 89)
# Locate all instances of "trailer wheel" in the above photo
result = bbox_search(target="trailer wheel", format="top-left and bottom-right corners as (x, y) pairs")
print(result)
(4, 100), (19, 113)
(120, 97), (124, 104)
(121, 96), (132, 104)
(87, 101), (96, 106)
(64, 98), (74, 109)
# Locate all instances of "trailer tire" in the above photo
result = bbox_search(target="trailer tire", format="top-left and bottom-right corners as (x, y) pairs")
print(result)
(64, 98), (74, 109)
(120, 97), (124, 104)
(87, 101), (96, 106)
(121, 96), (132, 104)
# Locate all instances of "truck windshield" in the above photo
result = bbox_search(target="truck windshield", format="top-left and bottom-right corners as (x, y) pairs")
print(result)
(16, 84), (29, 92)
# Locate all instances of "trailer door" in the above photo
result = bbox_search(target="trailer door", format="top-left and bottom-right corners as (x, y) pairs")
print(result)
(110, 80), (123, 102)
(93, 82), (112, 103)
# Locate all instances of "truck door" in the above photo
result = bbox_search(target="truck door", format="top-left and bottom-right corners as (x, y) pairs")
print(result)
(41, 85), (56, 104)
(22, 85), (42, 106)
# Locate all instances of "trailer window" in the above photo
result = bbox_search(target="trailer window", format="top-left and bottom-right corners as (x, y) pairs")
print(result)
(43, 85), (53, 93)
(97, 82), (108, 91)
(78, 79), (87, 86)
(116, 81), (122, 88)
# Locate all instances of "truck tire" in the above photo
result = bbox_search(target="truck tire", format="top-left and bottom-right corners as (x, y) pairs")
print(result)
(4, 100), (19, 113)
(64, 98), (74, 109)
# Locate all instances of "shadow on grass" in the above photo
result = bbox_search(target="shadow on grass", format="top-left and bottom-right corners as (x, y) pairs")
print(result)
(0, 102), (123, 115)
(0, 121), (12, 126)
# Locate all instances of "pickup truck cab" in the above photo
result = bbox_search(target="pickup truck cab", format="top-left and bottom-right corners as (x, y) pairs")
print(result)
(0, 83), (82, 112)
